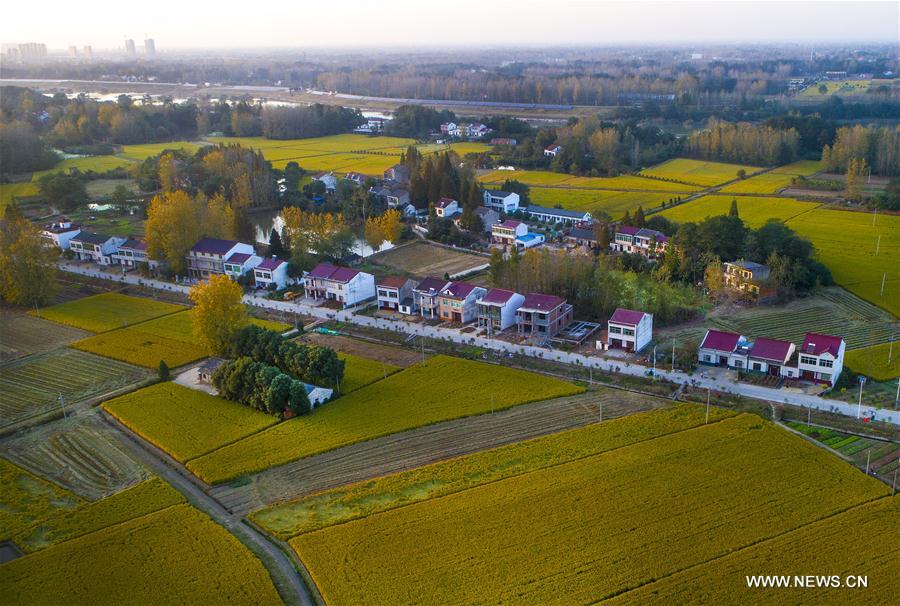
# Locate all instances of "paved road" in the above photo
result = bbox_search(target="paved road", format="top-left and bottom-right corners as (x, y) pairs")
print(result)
(211, 389), (666, 515)
(61, 261), (900, 425)
(99, 412), (314, 606)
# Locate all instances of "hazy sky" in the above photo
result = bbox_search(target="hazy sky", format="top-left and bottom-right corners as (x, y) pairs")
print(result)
(2, 0), (898, 51)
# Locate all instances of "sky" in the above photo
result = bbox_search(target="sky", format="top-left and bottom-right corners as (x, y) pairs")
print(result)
(1, 0), (898, 51)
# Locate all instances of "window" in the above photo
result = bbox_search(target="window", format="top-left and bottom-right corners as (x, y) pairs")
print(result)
(819, 359), (833, 368)
(733, 360), (743, 368)
(800, 355), (817, 365)
(623, 328), (635, 336)
(609, 326), (622, 334)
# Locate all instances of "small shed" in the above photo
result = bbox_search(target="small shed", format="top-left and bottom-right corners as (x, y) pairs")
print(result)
(198, 357), (225, 384)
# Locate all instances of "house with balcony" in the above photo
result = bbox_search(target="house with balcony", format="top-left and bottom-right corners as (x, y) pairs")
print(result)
(611, 226), (668, 258)
(413, 276), (451, 319)
(523, 205), (592, 226)
(724, 260), (771, 295)
(516, 293), (573, 339)
(377, 276), (417, 312)
(491, 219), (528, 248)
(605, 308), (653, 353)
(113, 238), (158, 270)
(69, 232), (125, 265)
(437, 281), (486, 323)
(698, 330), (750, 367)
(746, 337), (796, 376)
(41, 218), (81, 250)
(796, 333), (845, 387)
(253, 257), (290, 290)
(483, 190), (520, 214)
(303, 262), (376, 308)
(186, 238), (257, 280)
(434, 197), (460, 218)
(476, 288), (525, 334)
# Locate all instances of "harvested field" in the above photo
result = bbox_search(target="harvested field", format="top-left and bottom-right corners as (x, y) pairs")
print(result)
(0, 309), (89, 363)
(33, 292), (186, 333)
(0, 504), (282, 606)
(0, 412), (149, 500)
(212, 388), (668, 515)
(640, 158), (761, 187)
(0, 349), (150, 431)
(188, 355), (584, 484)
(292, 415), (887, 605)
(0, 458), (82, 541)
(297, 332), (424, 367)
(367, 241), (488, 278)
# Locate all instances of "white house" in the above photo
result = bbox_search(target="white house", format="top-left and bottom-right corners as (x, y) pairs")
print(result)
(303, 262), (376, 308)
(69, 232), (125, 265)
(515, 232), (545, 249)
(483, 190), (520, 214)
(343, 172), (368, 187)
(611, 226), (669, 258)
(544, 144), (562, 157)
(254, 257), (290, 290)
(186, 238), (257, 280)
(434, 197), (460, 218)
(476, 288), (525, 333)
(377, 276), (417, 312)
(746, 337), (796, 377)
(413, 276), (451, 319)
(604, 308), (653, 353)
(524, 205), (592, 225)
(698, 330), (748, 367)
(796, 333), (845, 387)
(222, 251), (262, 280)
(305, 383), (333, 408)
(312, 172), (338, 192)
(41, 218), (81, 250)
(491, 219), (528, 247)
(113, 238), (158, 270)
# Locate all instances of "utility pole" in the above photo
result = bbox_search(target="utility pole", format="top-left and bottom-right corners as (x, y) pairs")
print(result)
(705, 388), (710, 424)
(865, 450), (871, 475)
(58, 393), (66, 419)
(875, 235), (881, 255)
(652, 345), (657, 378)
(895, 376), (899, 408)
(807, 406), (811, 427)
(671, 339), (675, 373)
(881, 273), (886, 297)
(857, 378), (865, 419)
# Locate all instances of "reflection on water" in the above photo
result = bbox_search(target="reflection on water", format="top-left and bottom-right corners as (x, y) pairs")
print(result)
(251, 210), (393, 258)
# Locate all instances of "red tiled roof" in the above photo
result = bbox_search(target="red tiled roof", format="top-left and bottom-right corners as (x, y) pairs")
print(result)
(330, 267), (361, 282)
(497, 219), (523, 229)
(700, 330), (743, 352)
(609, 308), (647, 326)
(481, 288), (517, 305)
(616, 226), (641, 236)
(307, 262), (339, 279)
(749, 337), (794, 363)
(226, 252), (253, 265)
(257, 257), (285, 271)
(441, 281), (478, 299)
(519, 293), (565, 312)
(414, 277), (450, 294)
(378, 275), (410, 289)
(801, 333), (844, 357)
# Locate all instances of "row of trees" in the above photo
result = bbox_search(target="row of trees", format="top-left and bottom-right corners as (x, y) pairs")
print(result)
(684, 119), (801, 166)
(280, 207), (355, 272)
(821, 125), (900, 177)
(212, 357), (312, 416)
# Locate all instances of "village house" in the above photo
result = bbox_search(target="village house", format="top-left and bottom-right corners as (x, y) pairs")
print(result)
(698, 330), (750, 367)
(491, 219), (528, 248)
(516, 293), (574, 339)
(376, 276), (417, 312)
(437, 281), (486, 323)
(544, 144), (562, 157)
(745, 337), (796, 376)
(343, 172), (368, 188)
(303, 262), (376, 308)
(253, 257), (290, 290)
(604, 308), (653, 353)
(455, 206), (498, 233)
(113, 238), (157, 270)
(186, 238), (257, 280)
(523, 205), (592, 226)
(69, 232), (125, 265)
(797, 333), (845, 387)
(476, 288), (526, 334)
(565, 226), (598, 250)
(412, 276), (451, 319)
(383, 164), (410, 184)
(312, 172), (338, 192)
(41, 218), (81, 250)
(445, 122), (490, 138)
(353, 116), (386, 134)
(483, 190), (520, 214)
(434, 197), (460, 218)
(611, 226), (668, 258)
(724, 260), (771, 295)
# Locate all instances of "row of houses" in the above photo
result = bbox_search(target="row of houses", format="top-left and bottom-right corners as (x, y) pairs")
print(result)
(698, 329), (845, 387)
(439, 122), (491, 138)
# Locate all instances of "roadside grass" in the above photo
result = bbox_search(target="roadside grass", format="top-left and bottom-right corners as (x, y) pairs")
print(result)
(640, 158), (761, 187)
(33, 292), (186, 333)
(0, 458), (82, 541)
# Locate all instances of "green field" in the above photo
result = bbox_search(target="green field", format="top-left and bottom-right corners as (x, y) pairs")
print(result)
(660, 194), (822, 226)
(0, 503), (282, 606)
(187, 355), (585, 484)
(34, 293), (186, 333)
(251, 403), (735, 539)
(770, 159), (825, 176)
(339, 352), (401, 393)
(529, 188), (673, 218)
(103, 382), (279, 462)
(640, 158), (761, 187)
(844, 342), (900, 381)
(480, 169), (700, 192)
(0, 458), (82, 541)
(118, 141), (206, 161)
(798, 79), (898, 97)
(718, 172), (795, 194)
(292, 414), (887, 605)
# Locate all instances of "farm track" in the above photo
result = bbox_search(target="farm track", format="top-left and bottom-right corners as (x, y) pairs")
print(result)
(211, 389), (667, 516)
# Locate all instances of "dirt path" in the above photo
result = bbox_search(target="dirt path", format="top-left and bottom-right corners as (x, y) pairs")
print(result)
(210, 388), (669, 516)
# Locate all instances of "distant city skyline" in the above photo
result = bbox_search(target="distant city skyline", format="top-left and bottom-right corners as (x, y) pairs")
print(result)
(1, 1), (898, 50)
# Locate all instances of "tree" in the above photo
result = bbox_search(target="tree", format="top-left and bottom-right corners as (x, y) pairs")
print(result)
(145, 190), (201, 274)
(818, 84), (828, 94)
(111, 184), (133, 211)
(379, 209), (404, 244)
(845, 157), (866, 202)
(737, 169), (747, 180)
(729, 198), (740, 218)
(267, 228), (285, 257)
(158, 152), (178, 193)
(633, 206), (646, 228)
(0, 204), (59, 307)
(593, 222), (611, 250)
(364, 216), (384, 252)
(158, 360), (170, 381)
(36, 172), (87, 212)
(189, 274), (249, 355)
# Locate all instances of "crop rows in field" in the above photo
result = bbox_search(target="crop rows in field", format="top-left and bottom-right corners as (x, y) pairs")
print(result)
(338, 352), (401, 393)
(639, 158), (761, 187)
(0, 412), (148, 500)
(292, 414), (888, 605)
(34, 292), (187, 333)
(0, 349), (150, 430)
(786, 421), (899, 475)
(0, 458), (82, 541)
(0, 309), (89, 363)
(0, 503), (282, 605)
(188, 355), (585, 484)
(251, 403), (735, 539)
(769, 159), (824, 176)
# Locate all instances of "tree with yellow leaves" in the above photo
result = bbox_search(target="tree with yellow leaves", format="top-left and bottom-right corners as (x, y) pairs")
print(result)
(364, 216), (384, 252)
(379, 209), (404, 244)
(189, 273), (249, 355)
(145, 190), (201, 275)
(158, 152), (178, 193)
(0, 204), (59, 307)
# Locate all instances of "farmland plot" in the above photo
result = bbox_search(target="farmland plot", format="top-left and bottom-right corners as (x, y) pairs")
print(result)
(0, 349), (150, 430)
(640, 158), (761, 187)
(0, 309), (89, 363)
(293, 415), (887, 605)
(660, 194), (821, 227)
(718, 172), (795, 194)
(34, 292), (186, 333)
(0, 458), (82, 541)
(367, 241), (488, 278)
(529, 188), (672, 218)
(0, 504), (282, 606)
(338, 352), (401, 393)
(188, 355), (584, 484)
(844, 343), (900, 381)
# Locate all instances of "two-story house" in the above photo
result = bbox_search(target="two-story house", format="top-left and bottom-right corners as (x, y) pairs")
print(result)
(343, 172), (368, 188)
(69, 232), (125, 265)
(723, 260), (771, 295)
(544, 144), (562, 157)
(437, 281), (486, 323)
(41, 218), (81, 250)
(413, 277), (451, 319)
(605, 308), (653, 353)
(113, 238), (157, 270)
(476, 288), (525, 334)
(611, 226), (668, 258)
(253, 257), (290, 290)
(303, 262), (376, 308)
(377, 276), (417, 312)
(186, 238), (257, 280)
(482, 190), (520, 214)
(746, 337), (796, 376)
(434, 197), (460, 218)
(516, 293), (573, 339)
(796, 333), (845, 387)
(223, 251), (263, 280)
(523, 205), (592, 226)
(491, 219), (528, 248)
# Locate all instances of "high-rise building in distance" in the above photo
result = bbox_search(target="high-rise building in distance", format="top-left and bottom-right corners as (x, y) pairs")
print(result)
(144, 39), (155, 55)
(18, 43), (47, 62)
(83, 45), (93, 58)
(125, 39), (136, 55)
(68, 45), (78, 57)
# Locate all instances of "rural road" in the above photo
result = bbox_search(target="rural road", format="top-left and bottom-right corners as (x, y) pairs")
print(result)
(99, 413), (315, 606)
(60, 261), (900, 425)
